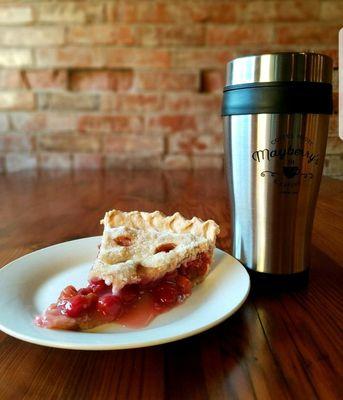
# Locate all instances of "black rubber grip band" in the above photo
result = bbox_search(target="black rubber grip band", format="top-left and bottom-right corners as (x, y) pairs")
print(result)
(222, 82), (333, 116)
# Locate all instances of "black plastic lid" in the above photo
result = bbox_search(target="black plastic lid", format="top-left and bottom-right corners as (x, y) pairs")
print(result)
(222, 52), (333, 116)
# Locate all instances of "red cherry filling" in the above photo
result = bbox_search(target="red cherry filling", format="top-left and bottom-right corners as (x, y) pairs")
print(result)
(153, 282), (178, 306)
(78, 287), (93, 295)
(97, 295), (122, 318)
(88, 278), (108, 294)
(120, 284), (140, 304)
(59, 285), (78, 300)
(180, 252), (210, 279)
(176, 275), (192, 296)
(37, 251), (211, 330)
(61, 293), (97, 318)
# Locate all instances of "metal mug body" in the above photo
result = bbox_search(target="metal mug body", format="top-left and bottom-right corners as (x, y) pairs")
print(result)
(224, 113), (329, 275)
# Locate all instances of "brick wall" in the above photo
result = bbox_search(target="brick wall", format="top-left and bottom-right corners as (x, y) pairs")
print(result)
(0, 0), (341, 178)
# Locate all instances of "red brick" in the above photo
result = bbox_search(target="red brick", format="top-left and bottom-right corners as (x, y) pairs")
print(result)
(72, 134), (101, 153)
(330, 91), (338, 114)
(319, 49), (338, 68)
(38, 92), (98, 111)
(321, 1), (343, 20)
(0, 49), (32, 67)
(105, 155), (162, 170)
(11, 112), (45, 133)
(37, 133), (100, 152)
(45, 113), (78, 132)
(67, 25), (135, 45)
(24, 70), (67, 90)
(105, 3), (119, 22)
(237, 1), (319, 22)
(163, 154), (192, 169)
(135, 70), (198, 92)
(164, 93), (221, 113)
(36, 3), (104, 24)
(5, 153), (37, 172)
(146, 115), (197, 134)
(206, 25), (273, 46)
(99, 94), (118, 111)
(169, 134), (223, 155)
(119, 2), (237, 23)
(0, 133), (32, 152)
(323, 154), (343, 177)
(38, 153), (71, 170)
(34, 130), (57, 151)
(119, 2), (181, 23)
(196, 115), (223, 134)
(273, 1), (320, 21)
(0, 5), (33, 25)
(200, 70), (225, 92)
(78, 115), (144, 134)
(275, 23), (340, 45)
(192, 155), (223, 169)
(0, 70), (25, 89)
(0, 114), (9, 132)
(136, 25), (204, 46)
(236, 1), (276, 22)
(0, 92), (35, 111)
(326, 137), (343, 155)
(329, 114), (338, 137)
(104, 134), (164, 155)
(73, 153), (103, 170)
(188, 3), (237, 23)
(70, 70), (133, 92)
(35, 48), (104, 68)
(101, 93), (163, 112)
(332, 69), (338, 93)
(105, 48), (171, 68)
(0, 27), (64, 46)
(333, 92), (338, 114)
(173, 49), (232, 68)
(11, 112), (77, 133)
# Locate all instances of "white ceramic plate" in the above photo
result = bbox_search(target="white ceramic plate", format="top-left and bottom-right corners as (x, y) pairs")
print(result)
(0, 236), (250, 350)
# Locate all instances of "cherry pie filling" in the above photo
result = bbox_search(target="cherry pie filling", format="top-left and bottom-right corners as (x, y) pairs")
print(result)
(35, 252), (211, 330)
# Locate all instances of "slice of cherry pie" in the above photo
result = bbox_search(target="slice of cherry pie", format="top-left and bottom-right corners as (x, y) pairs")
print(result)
(35, 210), (220, 331)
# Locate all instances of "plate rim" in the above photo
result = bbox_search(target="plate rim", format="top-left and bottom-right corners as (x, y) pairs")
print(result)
(0, 236), (250, 350)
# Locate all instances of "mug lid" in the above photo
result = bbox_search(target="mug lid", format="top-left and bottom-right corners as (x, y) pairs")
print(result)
(226, 52), (333, 87)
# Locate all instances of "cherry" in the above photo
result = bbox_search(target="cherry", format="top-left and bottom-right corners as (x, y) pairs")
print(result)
(155, 243), (176, 253)
(176, 275), (192, 295)
(64, 294), (96, 318)
(153, 282), (178, 306)
(97, 295), (122, 318)
(78, 287), (93, 295)
(88, 279), (109, 294)
(120, 285), (139, 304)
(179, 264), (196, 280)
(198, 253), (211, 275)
(114, 235), (132, 246)
(59, 285), (78, 300)
(163, 270), (178, 283)
(179, 253), (209, 279)
(195, 261), (208, 277)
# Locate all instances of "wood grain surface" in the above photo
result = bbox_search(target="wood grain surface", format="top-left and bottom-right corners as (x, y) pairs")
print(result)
(0, 170), (342, 400)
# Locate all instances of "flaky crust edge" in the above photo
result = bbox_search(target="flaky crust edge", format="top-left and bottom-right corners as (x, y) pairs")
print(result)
(102, 209), (220, 244)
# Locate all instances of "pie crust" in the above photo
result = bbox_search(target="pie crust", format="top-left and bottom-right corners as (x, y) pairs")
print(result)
(89, 210), (220, 293)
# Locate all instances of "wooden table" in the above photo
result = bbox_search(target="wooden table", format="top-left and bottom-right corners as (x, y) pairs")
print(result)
(0, 170), (342, 400)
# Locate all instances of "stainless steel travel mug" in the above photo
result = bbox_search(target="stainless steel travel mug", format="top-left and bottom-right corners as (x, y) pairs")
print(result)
(222, 53), (333, 284)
